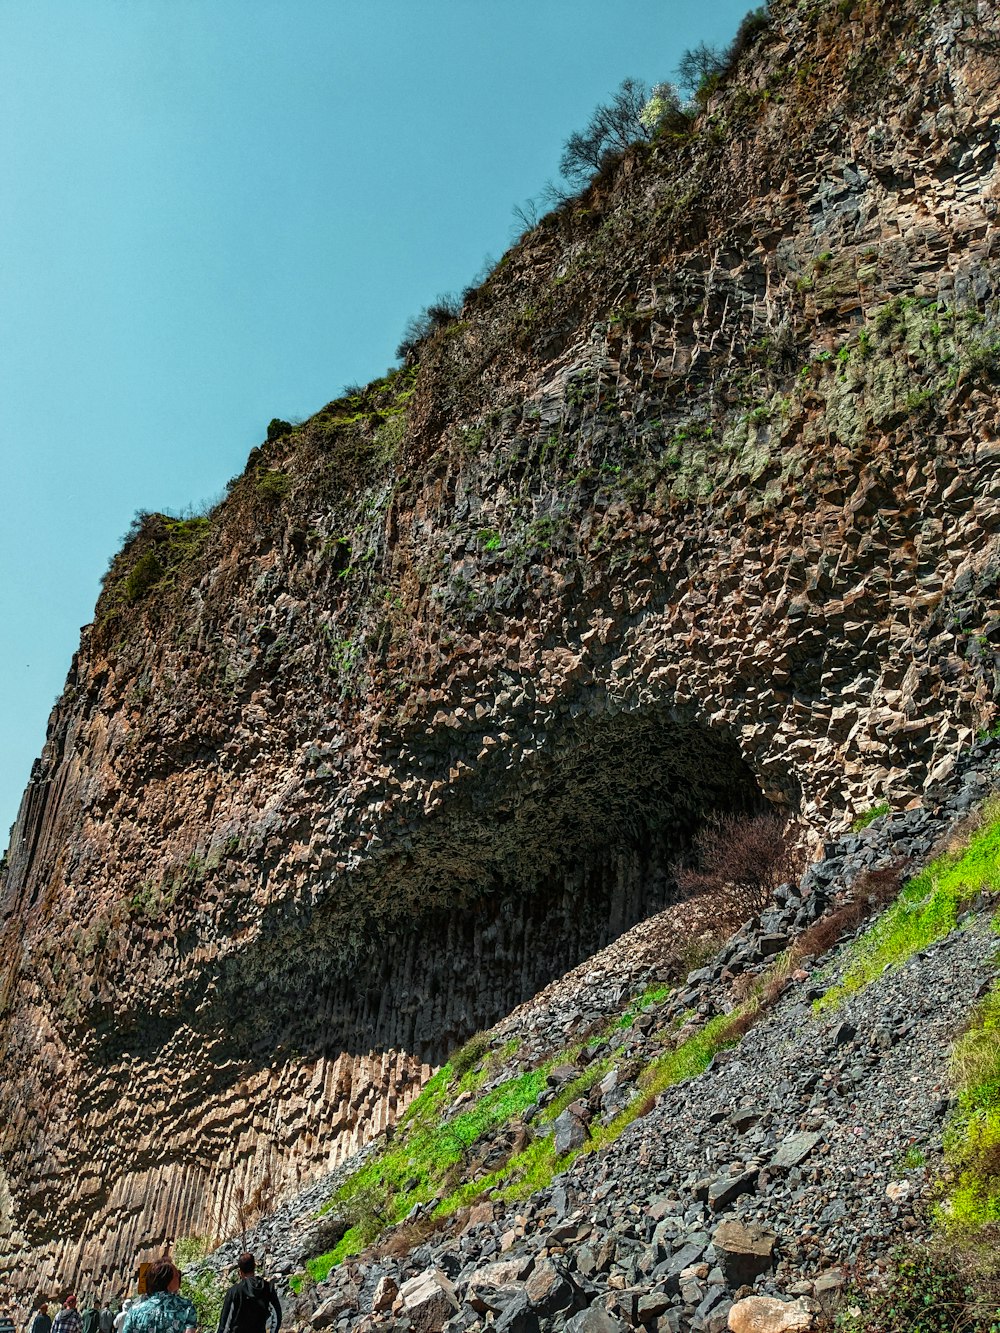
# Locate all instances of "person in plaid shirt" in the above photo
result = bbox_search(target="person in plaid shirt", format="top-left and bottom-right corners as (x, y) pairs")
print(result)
(51, 1297), (82, 1333)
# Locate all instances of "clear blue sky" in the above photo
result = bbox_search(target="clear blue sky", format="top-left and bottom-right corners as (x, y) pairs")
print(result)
(1, 0), (754, 843)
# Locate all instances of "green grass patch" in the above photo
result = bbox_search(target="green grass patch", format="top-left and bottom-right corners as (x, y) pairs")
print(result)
(940, 982), (1000, 1231)
(590, 1012), (740, 1149)
(308, 981), (756, 1276)
(438, 1012), (743, 1216)
(617, 983), (671, 1028)
(851, 801), (891, 831)
(307, 1224), (367, 1281)
(309, 1064), (548, 1277)
(817, 806), (1000, 1012)
(256, 469), (292, 502)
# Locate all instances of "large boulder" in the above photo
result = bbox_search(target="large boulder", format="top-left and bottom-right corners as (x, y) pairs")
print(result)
(465, 1257), (534, 1313)
(769, 1132), (822, 1172)
(309, 1288), (358, 1330)
(525, 1259), (582, 1314)
(709, 1170), (759, 1212)
(712, 1220), (778, 1287)
(399, 1268), (460, 1332)
(295, 1214), (348, 1264)
(728, 1296), (815, 1332)
(553, 1103), (590, 1154)
(370, 1275), (398, 1313)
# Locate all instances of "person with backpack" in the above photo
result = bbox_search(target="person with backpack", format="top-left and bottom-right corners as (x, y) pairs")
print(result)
(80, 1303), (99, 1333)
(98, 1305), (113, 1333)
(216, 1255), (280, 1333)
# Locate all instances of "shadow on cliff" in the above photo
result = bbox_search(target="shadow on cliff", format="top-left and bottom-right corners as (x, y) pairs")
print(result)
(97, 705), (790, 1076)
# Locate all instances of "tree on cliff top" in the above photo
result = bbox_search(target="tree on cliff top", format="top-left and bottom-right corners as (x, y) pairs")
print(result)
(558, 77), (689, 188)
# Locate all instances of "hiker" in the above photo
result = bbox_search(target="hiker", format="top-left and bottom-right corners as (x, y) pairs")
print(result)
(119, 1262), (196, 1333)
(216, 1255), (281, 1333)
(30, 1304), (52, 1333)
(51, 1297), (82, 1333)
(112, 1303), (132, 1333)
(81, 1302), (99, 1333)
(98, 1306), (113, 1333)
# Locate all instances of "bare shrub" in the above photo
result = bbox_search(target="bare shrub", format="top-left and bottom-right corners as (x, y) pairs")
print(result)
(230, 1166), (277, 1251)
(559, 78), (651, 188)
(395, 293), (463, 362)
(673, 810), (804, 926)
(677, 7), (771, 105)
(675, 931), (725, 977)
(725, 6), (772, 68)
(677, 42), (728, 101)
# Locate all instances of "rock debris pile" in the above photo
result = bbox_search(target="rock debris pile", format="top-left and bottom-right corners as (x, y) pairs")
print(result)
(199, 748), (1000, 1332)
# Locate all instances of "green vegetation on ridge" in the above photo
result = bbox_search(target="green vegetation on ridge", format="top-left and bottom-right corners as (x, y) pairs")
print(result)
(817, 799), (1000, 1012)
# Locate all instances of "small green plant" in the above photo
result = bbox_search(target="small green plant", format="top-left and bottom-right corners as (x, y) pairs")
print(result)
(875, 297), (906, 335)
(897, 1145), (927, 1171)
(174, 1235), (213, 1266)
(476, 528), (502, 552)
(256, 470), (292, 502)
(852, 801), (891, 831)
(905, 385), (936, 414)
(180, 1267), (227, 1329)
(123, 550), (164, 603)
(838, 1246), (982, 1333)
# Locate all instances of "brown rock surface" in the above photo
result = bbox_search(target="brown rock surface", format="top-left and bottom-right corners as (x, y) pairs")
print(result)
(728, 1296), (815, 1333)
(0, 0), (998, 1301)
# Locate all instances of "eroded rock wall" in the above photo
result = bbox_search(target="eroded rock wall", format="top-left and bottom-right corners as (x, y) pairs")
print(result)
(1, 0), (998, 1300)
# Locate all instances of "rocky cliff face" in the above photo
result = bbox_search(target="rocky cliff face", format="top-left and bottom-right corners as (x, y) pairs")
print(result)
(1, 0), (998, 1301)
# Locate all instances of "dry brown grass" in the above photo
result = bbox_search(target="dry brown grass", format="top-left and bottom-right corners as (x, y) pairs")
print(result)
(714, 863), (906, 1052)
(719, 1006), (760, 1042)
(377, 1210), (452, 1259)
(791, 862), (904, 964)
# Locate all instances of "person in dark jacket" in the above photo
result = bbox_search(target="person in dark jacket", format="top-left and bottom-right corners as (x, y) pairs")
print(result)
(30, 1304), (52, 1333)
(80, 1304), (99, 1333)
(216, 1256), (280, 1333)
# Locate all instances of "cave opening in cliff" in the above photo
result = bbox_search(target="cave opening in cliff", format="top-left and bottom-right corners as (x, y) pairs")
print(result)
(273, 704), (783, 1066)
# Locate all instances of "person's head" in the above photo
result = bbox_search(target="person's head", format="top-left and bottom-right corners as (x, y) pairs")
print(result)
(37, 1305), (49, 1316)
(145, 1261), (180, 1295)
(237, 1255), (255, 1277)
(121, 1301), (132, 1314)
(64, 1297), (77, 1310)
